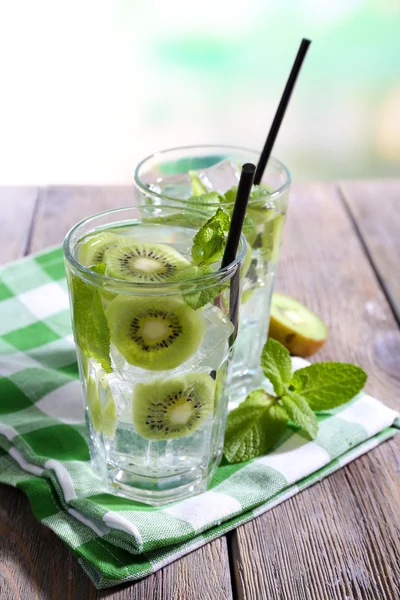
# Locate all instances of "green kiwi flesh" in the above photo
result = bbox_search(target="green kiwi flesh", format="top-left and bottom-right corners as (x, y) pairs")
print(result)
(78, 232), (123, 267)
(86, 376), (102, 433)
(102, 390), (118, 439)
(132, 373), (215, 440)
(106, 295), (205, 370)
(269, 292), (328, 357)
(104, 242), (190, 282)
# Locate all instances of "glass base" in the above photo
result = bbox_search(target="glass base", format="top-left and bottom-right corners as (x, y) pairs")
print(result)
(108, 465), (210, 506)
(91, 450), (222, 506)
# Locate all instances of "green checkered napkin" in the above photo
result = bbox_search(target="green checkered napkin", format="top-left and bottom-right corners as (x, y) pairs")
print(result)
(0, 247), (399, 589)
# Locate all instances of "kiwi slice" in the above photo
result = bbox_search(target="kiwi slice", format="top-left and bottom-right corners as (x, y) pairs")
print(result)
(102, 390), (118, 439)
(261, 214), (285, 262)
(106, 295), (205, 370)
(132, 373), (215, 440)
(269, 293), (328, 357)
(78, 232), (123, 267)
(86, 376), (102, 433)
(104, 242), (189, 282)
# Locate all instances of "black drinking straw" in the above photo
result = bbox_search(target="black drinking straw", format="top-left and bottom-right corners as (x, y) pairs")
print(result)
(254, 38), (311, 185)
(221, 163), (256, 337)
(221, 163), (256, 269)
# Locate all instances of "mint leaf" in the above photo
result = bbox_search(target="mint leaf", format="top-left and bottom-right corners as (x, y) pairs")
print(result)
(224, 183), (272, 204)
(261, 338), (293, 396)
(71, 273), (112, 373)
(185, 278), (229, 310)
(189, 170), (209, 196)
(90, 263), (107, 275)
(290, 363), (367, 411)
(169, 264), (227, 310)
(144, 213), (208, 228)
(191, 207), (230, 266)
(281, 392), (319, 439)
(187, 191), (222, 208)
(224, 390), (288, 463)
(223, 186), (238, 204)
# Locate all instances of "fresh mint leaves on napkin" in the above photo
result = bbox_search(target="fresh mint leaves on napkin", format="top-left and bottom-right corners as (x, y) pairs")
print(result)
(224, 338), (367, 463)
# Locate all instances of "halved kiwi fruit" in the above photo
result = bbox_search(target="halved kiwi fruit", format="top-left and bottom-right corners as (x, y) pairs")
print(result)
(132, 373), (215, 440)
(269, 293), (328, 357)
(104, 242), (190, 282)
(78, 232), (123, 267)
(106, 295), (205, 370)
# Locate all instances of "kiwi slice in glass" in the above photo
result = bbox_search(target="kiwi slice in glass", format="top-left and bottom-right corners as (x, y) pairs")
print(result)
(86, 376), (102, 433)
(269, 293), (328, 357)
(78, 232), (123, 267)
(132, 373), (215, 440)
(104, 242), (190, 282)
(102, 390), (118, 439)
(261, 214), (285, 262)
(106, 295), (205, 370)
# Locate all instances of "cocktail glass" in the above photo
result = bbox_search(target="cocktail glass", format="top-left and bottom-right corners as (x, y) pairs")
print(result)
(63, 205), (246, 505)
(134, 145), (291, 404)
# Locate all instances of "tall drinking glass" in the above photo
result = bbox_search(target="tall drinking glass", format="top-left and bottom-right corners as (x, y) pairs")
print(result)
(63, 205), (246, 505)
(134, 146), (291, 404)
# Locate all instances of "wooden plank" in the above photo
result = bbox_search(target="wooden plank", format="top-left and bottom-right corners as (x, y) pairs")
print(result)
(0, 187), (38, 264)
(339, 181), (400, 324)
(0, 186), (233, 600)
(229, 182), (400, 600)
(28, 186), (137, 253)
(0, 486), (232, 600)
(340, 180), (400, 379)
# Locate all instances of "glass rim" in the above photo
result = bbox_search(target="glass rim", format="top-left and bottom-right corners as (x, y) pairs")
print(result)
(63, 204), (247, 293)
(134, 144), (291, 205)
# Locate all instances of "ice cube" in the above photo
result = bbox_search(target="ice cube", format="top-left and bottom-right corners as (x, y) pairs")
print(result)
(142, 159), (240, 200)
(194, 159), (241, 194)
(142, 171), (193, 200)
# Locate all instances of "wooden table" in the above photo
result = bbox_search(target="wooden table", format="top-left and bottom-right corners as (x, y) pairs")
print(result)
(1, 183), (399, 599)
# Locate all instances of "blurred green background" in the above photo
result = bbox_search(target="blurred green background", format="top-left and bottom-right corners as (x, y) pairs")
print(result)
(0, 0), (399, 183)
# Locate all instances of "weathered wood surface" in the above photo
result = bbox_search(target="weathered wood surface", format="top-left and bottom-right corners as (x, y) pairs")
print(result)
(340, 181), (400, 325)
(228, 182), (400, 600)
(0, 187), (38, 265)
(340, 181), (400, 380)
(0, 183), (399, 599)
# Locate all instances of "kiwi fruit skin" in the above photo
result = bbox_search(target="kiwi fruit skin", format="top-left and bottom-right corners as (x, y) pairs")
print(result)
(268, 293), (328, 357)
(132, 373), (215, 440)
(78, 232), (123, 267)
(104, 242), (190, 283)
(106, 295), (205, 370)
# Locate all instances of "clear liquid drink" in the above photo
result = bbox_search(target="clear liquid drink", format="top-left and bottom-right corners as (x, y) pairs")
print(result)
(63, 206), (245, 505)
(134, 146), (291, 404)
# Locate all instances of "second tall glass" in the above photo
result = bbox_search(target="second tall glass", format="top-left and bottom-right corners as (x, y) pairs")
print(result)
(134, 145), (291, 404)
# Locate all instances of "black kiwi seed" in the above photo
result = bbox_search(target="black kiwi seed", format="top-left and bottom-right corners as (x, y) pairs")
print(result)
(117, 247), (176, 280)
(129, 309), (183, 352)
(143, 390), (204, 432)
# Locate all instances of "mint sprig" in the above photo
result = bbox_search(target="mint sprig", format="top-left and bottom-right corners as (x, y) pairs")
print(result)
(260, 338), (292, 396)
(224, 390), (288, 463)
(191, 207), (230, 266)
(224, 338), (367, 463)
(71, 264), (112, 373)
(290, 363), (367, 410)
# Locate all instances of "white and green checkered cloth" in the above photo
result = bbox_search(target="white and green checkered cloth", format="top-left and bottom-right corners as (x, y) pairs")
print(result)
(0, 247), (398, 589)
